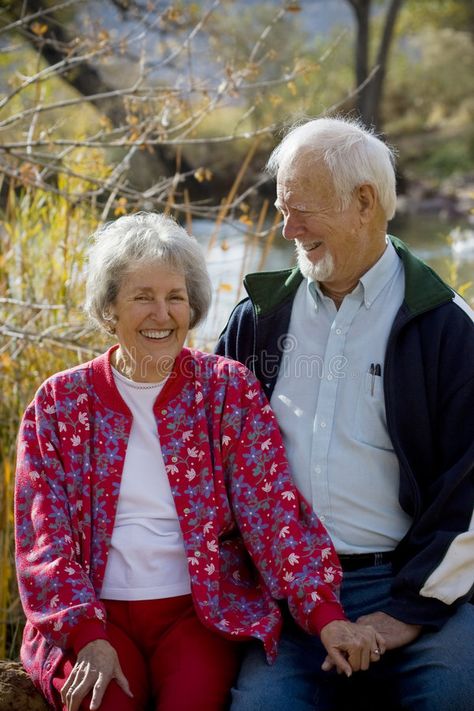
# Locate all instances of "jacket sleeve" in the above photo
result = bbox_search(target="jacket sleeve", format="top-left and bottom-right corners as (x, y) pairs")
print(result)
(15, 384), (109, 653)
(220, 361), (347, 635)
(385, 302), (474, 628)
(214, 298), (256, 367)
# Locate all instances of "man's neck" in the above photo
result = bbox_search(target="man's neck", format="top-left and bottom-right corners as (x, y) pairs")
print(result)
(319, 282), (358, 309)
(319, 238), (388, 309)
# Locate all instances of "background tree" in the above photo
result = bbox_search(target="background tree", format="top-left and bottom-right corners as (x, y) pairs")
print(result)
(347, 0), (404, 130)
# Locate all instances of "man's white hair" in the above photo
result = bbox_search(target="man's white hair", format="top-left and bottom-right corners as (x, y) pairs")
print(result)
(267, 116), (397, 220)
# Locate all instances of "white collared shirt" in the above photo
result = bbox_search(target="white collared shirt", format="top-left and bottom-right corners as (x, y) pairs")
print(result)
(270, 239), (413, 554)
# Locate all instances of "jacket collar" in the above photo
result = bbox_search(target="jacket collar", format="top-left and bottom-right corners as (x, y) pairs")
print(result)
(91, 345), (194, 414)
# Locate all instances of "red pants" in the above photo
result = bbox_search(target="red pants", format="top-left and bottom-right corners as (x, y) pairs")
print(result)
(52, 595), (241, 711)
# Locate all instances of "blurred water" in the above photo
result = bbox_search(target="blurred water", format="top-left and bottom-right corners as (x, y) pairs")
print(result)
(192, 215), (474, 348)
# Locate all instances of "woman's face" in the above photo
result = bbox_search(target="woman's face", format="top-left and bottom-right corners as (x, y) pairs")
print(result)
(111, 261), (191, 382)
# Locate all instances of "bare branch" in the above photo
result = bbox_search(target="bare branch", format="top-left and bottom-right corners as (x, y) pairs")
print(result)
(0, 0), (83, 36)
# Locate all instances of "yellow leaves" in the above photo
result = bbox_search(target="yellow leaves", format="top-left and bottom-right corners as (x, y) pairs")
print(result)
(114, 197), (128, 216)
(97, 30), (110, 43)
(99, 115), (112, 131)
(458, 281), (473, 297)
(31, 22), (48, 36)
(239, 204), (253, 227)
(293, 58), (319, 81)
(285, 2), (302, 12)
(128, 129), (142, 143)
(269, 94), (283, 107)
(244, 63), (260, 80)
(0, 354), (13, 378)
(18, 162), (39, 186)
(287, 81), (297, 97)
(194, 167), (213, 183)
(164, 6), (183, 23)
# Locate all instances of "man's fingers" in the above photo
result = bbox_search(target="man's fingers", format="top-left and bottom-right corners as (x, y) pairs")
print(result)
(375, 632), (387, 655)
(359, 642), (371, 671)
(370, 647), (382, 663)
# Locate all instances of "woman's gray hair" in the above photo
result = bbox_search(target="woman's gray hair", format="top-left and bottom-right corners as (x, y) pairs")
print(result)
(266, 116), (397, 220)
(85, 212), (212, 333)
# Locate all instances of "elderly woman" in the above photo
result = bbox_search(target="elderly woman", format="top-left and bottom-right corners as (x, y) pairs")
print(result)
(15, 212), (384, 711)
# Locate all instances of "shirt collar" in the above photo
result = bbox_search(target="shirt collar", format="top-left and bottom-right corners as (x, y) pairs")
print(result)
(307, 237), (400, 310)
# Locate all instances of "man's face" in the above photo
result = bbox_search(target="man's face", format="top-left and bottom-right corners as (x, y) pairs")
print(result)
(275, 153), (376, 289)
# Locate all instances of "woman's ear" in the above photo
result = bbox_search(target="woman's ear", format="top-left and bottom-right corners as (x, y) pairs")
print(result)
(102, 308), (118, 334)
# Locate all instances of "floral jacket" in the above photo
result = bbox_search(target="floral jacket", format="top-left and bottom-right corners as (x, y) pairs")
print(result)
(15, 347), (345, 707)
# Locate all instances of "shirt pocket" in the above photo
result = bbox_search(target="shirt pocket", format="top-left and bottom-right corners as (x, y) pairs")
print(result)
(353, 371), (394, 451)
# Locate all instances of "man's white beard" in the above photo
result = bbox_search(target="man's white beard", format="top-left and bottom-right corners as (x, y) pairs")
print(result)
(296, 242), (335, 283)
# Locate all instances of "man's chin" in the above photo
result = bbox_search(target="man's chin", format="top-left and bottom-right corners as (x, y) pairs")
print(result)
(296, 248), (334, 283)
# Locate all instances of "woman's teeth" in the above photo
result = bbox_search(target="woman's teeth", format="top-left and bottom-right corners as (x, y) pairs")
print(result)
(140, 329), (172, 339)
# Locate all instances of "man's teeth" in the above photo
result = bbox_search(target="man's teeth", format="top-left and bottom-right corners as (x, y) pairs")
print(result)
(140, 330), (172, 339)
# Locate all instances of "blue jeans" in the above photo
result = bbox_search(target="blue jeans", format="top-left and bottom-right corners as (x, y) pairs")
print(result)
(231, 564), (474, 711)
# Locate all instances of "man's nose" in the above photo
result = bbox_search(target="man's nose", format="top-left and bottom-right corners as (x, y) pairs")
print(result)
(282, 213), (301, 241)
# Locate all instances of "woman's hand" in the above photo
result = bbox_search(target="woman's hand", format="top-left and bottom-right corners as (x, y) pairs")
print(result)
(61, 639), (132, 711)
(320, 619), (386, 676)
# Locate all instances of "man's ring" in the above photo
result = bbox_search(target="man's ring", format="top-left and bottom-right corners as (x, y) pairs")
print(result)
(373, 648), (380, 654)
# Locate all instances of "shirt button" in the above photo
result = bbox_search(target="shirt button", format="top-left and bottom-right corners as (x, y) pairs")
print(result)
(320, 515), (326, 523)
(315, 466), (321, 474)
(320, 421), (327, 429)
(327, 373), (333, 380)
(336, 328), (342, 335)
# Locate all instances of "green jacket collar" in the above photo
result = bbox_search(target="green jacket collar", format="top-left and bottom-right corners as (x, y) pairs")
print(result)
(243, 236), (453, 318)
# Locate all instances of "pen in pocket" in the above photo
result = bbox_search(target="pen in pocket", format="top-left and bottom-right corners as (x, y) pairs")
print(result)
(369, 363), (382, 396)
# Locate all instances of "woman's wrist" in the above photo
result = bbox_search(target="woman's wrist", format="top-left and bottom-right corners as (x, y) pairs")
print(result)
(70, 620), (109, 655)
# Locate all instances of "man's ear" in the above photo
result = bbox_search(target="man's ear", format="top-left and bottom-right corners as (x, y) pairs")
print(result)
(357, 183), (377, 221)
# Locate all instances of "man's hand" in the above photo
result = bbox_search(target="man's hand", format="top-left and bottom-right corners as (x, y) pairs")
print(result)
(320, 619), (386, 677)
(61, 639), (133, 711)
(356, 611), (422, 651)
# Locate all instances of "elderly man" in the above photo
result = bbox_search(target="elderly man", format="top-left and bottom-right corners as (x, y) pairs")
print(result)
(216, 117), (474, 710)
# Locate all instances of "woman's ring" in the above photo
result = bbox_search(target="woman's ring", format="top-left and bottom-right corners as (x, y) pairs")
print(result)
(373, 648), (380, 654)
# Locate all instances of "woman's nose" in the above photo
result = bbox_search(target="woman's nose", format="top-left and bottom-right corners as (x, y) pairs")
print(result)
(150, 300), (170, 321)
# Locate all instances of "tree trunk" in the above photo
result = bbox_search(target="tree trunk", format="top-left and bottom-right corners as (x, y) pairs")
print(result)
(348, 0), (371, 123)
(347, 0), (404, 130)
